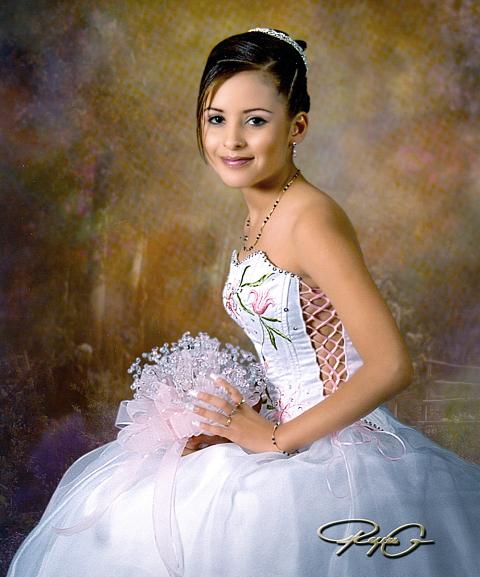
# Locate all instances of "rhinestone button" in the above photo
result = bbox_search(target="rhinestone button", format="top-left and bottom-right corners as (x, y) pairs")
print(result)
(362, 418), (384, 431)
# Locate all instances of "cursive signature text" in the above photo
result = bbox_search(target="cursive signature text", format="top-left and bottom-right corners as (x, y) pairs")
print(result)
(317, 518), (435, 558)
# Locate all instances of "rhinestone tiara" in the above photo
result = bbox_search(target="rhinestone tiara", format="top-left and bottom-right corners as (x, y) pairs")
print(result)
(247, 27), (309, 73)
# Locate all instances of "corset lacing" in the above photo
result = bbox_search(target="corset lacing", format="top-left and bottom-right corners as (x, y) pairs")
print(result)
(299, 280), (348, 398)
(298, 278), (407, 502)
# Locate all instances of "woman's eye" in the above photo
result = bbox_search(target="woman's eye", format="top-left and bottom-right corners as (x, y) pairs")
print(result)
(207, 115), (223, 125)
(247, 117), (266, 126)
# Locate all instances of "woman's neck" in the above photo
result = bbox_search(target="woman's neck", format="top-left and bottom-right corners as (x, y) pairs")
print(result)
(240, 163), (302, 222)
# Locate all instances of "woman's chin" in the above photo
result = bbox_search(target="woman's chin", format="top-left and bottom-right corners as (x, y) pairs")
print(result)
(219, 177), (247, 189)
(216, 169), (258, 189)
(207, 159), (256, 186)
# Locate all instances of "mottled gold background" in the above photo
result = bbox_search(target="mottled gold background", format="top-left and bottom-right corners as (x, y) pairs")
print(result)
(1, 0), (479, 564)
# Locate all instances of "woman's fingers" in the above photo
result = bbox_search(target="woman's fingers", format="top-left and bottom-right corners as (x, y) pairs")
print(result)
(201, 434), (232, 445)
(210, 374), (244, 404)
(185, 435), (203, 449)
(185, 433), (218, 449)
(185, 433), (232, 450)
(193, 390), (232, 414)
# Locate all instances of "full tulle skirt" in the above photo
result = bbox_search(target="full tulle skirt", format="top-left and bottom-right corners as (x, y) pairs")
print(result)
(6, 404), (480, 577)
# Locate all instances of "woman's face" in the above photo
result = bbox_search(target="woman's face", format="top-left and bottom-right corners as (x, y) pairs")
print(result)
(201, 70), (294, 189)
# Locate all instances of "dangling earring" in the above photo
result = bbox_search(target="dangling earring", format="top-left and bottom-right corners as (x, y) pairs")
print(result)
(292, 141), (297, 158)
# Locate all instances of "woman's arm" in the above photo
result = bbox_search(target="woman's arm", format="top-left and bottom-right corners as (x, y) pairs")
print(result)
(274, 200), (413, 453)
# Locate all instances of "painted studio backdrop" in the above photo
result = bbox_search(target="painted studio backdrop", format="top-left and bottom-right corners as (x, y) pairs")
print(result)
(1, 0), (479, 570)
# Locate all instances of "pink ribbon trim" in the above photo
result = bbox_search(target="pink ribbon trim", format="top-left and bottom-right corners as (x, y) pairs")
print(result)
(326, 419), (407, 500)
(52, 394), (200, 577)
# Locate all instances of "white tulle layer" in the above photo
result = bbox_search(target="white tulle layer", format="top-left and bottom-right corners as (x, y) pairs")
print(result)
(7, 405), (480, 577)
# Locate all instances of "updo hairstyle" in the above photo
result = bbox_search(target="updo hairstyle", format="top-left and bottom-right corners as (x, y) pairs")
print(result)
(196, 29), (310, 162)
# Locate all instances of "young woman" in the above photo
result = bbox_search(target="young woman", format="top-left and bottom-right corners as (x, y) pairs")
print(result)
(7, 27), (480, 577)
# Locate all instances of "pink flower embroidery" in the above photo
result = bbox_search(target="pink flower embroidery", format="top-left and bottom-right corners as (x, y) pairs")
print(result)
(224, 282), (240, 319)
(247, 288), (275, 315)
(275, 393), (299, 422)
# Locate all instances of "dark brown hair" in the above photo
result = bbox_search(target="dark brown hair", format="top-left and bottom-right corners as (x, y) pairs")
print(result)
(196, 29), (310, 163)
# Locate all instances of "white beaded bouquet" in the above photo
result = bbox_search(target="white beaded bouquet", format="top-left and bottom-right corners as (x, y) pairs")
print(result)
(115, 331), (268, 455)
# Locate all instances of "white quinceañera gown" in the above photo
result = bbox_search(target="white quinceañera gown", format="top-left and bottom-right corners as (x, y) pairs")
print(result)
(7, 249), (480, 577)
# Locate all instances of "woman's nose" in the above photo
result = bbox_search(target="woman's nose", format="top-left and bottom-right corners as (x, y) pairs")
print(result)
(224, 122), (245, 149)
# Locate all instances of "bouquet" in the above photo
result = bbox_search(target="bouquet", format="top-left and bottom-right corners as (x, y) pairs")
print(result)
(115, 331), (269, 455)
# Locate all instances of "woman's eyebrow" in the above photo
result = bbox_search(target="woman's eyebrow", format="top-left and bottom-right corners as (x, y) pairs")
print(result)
(205, 107), (273, 113)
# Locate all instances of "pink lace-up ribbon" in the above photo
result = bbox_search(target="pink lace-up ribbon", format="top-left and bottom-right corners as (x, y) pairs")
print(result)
(52, 390), (201, 577)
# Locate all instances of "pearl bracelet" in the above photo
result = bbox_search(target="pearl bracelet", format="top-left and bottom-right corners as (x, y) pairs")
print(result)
(272, 421), (298, 456)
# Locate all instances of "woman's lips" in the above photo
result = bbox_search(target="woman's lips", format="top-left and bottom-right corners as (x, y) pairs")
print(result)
(221, 157), (253, 167)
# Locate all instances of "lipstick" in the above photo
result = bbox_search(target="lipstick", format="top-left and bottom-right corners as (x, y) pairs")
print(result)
(221, 157), (253, 167)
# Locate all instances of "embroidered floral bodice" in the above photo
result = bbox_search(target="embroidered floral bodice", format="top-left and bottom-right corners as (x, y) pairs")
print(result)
(222, 249), (389, 431)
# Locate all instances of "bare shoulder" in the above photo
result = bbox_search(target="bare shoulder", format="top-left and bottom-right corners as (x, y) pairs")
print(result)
(289, 181), (364, 259)
(287, 181), (413, 379)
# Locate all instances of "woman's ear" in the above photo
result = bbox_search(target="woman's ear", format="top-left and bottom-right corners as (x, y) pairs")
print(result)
(290, 112), (308, 144)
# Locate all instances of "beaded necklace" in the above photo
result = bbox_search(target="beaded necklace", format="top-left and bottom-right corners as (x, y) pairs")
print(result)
(240, 168), (301, 253)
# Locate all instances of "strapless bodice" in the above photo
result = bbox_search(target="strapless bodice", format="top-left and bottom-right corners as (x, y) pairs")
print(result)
(222, 249), (385, 427)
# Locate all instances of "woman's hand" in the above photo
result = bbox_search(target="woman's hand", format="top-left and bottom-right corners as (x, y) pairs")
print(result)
(190, 374), (280, 454)
(182, 433), (231, 456)
(181, 397), (263, 456)
(181, 433), (230, 456)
